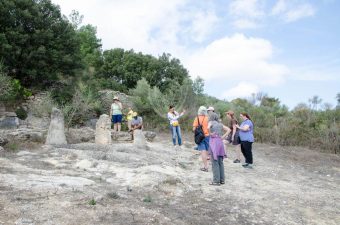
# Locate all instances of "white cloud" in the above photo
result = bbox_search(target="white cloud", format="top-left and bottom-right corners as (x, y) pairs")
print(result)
(229, 0), (264, 18)
(232, 19), (259, 29)
(271, 0), (287, 15)
(184, 33), (288, 87)
(229, 0), (264, 29)
(284, 4), (315, 22)
(52, 0), (218, 56)
(271, 0), (316, 23)
(222, 82), (259, 100)
(187, 10), (219, 43)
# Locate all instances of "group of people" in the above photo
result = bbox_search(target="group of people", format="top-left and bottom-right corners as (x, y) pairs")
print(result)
(109, 96), (143, 137)
(111, 96), (254, 186)
(167, 105), (254, 186)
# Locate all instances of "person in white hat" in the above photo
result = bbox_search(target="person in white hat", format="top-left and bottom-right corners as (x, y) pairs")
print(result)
(207, 106), (215, 116)
(110, 96), (123, 132)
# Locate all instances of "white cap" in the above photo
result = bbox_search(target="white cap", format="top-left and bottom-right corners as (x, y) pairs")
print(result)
(207, 106), (215, 111)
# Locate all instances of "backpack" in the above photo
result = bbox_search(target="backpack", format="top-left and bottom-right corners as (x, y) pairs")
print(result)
(194, 116), (205, 144)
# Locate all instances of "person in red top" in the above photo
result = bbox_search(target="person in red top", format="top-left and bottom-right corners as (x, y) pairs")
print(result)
(193, 106), (210, 172)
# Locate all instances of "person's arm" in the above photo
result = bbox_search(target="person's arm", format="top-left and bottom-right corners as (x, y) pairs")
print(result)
(207, 121), (212, 134)
(236, 123), (250, 131)
(221, 125), (231, 139)
(232, 122), (237, 141)
(192, 118), (197, 132)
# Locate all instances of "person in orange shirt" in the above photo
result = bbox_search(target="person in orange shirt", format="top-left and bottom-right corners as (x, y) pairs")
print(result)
(193, 106), (210, 172)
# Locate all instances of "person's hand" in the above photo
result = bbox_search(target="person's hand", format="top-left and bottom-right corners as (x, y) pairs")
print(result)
(181, 109), (186, 115)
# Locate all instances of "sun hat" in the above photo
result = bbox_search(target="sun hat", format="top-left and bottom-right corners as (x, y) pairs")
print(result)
(197, 106), (207, 115)
(113, 96), (119, 100)
(132, 112), (138, 117)
(207, 106), (215, 111)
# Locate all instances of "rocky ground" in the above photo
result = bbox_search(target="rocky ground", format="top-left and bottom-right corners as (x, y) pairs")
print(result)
(0, 134), (339, 225)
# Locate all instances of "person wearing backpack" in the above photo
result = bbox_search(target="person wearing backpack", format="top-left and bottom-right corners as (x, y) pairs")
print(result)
(193, 106), (210, 172)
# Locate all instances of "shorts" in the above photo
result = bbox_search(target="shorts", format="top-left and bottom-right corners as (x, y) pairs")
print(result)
(112, 114), (123, 123)
(197, 136), (210, 151)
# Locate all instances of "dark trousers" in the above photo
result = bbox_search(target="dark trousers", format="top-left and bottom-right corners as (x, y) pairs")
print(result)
(212, 156), (225, 183)
(240, 141), (253, 164)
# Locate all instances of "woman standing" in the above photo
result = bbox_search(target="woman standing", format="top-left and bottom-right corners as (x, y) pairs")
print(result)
(193, 106), (210, 172)
(110, 96), (123, 132)
(225, 110), (242, 163)
(126, 107), (134, 131)
(236, 112), (254, 168)
(167, 105), (185, 147)
(208, 113), (230, 185)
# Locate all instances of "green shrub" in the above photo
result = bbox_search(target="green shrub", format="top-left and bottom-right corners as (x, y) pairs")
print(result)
(143, 195), (152, 203)
(15, 106), (28, 120)
(30, 92), (56, 117)
(88, 198), (96, 205)
(7, 143), (19, 152)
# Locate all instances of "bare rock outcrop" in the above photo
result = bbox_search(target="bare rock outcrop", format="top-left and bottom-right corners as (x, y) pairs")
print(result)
(95, 114), (112, 145)
(45, 108), (67, 145)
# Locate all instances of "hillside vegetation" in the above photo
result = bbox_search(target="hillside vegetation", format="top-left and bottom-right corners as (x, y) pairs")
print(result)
(0, 0), (339, 153)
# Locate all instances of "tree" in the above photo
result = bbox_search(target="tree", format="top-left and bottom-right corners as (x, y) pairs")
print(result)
(336, 93), (340, 108)
(308, 95), (322, 111)
(69, 10), (83, 29)
(77, 24), (102, 68)
(192, 76), (204, 95)
(0, 0), (82, 88)
(98, 49), (189, 92)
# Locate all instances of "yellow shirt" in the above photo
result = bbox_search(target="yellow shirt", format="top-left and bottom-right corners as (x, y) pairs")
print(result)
(127, 110), (134, 121)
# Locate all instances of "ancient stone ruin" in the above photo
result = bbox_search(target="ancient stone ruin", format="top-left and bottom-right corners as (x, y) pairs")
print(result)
(95, 114), (112, 145)
(45, 108), (67, 145)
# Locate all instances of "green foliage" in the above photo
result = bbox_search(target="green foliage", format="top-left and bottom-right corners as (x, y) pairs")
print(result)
(30, 92), (56, 117)
(77, 24), (102, 68)
(88, 198), (96, 206)
(7, 142), (19, 152)
(192, 76), (205, 95)
(62, 81), (103, 127)
(143, 195), (152, 203)
(0, 0), (82, 88)
(0, 64), (32, 101)
(98, 49), (189, 92)
(15, 106), (28, 120)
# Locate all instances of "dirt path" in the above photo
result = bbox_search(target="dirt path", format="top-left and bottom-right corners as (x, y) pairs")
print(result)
(0, 135), (339, 225)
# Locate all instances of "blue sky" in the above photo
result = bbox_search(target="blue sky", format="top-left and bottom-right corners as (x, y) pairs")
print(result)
(52, 0), (340, 109)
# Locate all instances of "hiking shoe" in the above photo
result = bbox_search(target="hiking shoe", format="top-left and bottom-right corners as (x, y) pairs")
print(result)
(209, 182), (220, 186)
(233, 159), (241, 163)
(200, 167), (208, 172)
(242, 163), (253, 169)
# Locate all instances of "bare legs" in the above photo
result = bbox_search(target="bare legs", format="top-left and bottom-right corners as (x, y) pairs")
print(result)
(113, 123), (121, 132)
(235, 144), (242, 161)
(201, 150), (209, 169)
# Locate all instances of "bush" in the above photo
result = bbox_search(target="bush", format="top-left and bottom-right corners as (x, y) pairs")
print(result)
(29, 92), (56, 117)
(0, 63), (31, 102)
(15, 106), (28, 120)
(62, 82), (103, 127)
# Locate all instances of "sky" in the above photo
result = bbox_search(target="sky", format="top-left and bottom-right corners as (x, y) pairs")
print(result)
(51, 0), (340, 109)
